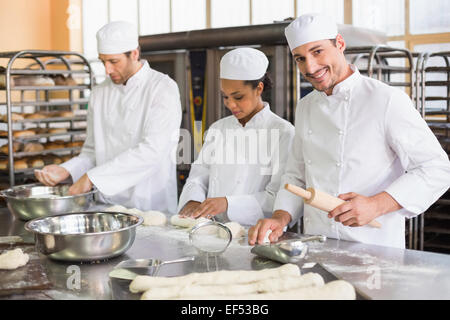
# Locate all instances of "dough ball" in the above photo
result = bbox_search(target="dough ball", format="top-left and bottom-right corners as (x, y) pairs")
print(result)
(0, 248), (29, 270)
(105, 205), (128, 213)
(127, 208), (144, 216)
(140, 211), (167, 226)
(219, 222), (246, 240)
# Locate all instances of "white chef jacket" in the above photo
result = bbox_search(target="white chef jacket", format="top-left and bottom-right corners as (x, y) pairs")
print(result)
(61, 60), (181, 213)
(178, 102), (295, 226)
(274, 65), (450, 248)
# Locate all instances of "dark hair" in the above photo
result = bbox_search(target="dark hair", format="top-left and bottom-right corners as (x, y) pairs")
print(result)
(244, 72), (273, 92)
(330, 38), (337, 47)
(124, 46), (141, 60)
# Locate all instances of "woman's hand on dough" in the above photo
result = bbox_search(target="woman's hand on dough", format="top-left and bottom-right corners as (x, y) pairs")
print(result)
(35, 165), (69, 186)
(68, 173), (93, 195)
(328, 191), (400, 227)
(248, 210), (292, 245)
(191, 197), (228, 219)
(179, 201), (201, 218)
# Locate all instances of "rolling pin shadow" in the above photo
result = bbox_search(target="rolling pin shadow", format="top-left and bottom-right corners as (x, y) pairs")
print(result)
(285, 184), (382, 229)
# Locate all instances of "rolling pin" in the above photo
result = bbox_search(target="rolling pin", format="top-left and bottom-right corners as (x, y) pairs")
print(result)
(285, 184), (382, 229)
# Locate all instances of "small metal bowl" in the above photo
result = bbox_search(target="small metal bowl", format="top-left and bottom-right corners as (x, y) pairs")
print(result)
(0, 183), (97, 221)
(24, 211), (143, 262)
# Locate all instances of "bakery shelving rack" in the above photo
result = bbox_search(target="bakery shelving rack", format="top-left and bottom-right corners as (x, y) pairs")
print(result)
(0, 50), (94, 187)
(413, 51), (450, 253)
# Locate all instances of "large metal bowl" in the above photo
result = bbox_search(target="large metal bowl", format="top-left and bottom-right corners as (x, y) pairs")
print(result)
(24, 211), (143, 262)
(0, 183), (97, 221)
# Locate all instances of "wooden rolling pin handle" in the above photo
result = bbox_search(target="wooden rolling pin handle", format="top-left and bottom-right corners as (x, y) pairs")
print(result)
(284, 184), (312, 200)
(284, 184), (382, 229)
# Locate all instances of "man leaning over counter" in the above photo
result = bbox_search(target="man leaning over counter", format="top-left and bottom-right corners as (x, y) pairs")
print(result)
(249, 14), (450, 249)
(35, 21), (182, 213)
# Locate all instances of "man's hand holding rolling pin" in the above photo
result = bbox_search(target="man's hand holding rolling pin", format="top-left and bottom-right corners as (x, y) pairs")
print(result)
(328, 191), (402, 227)
(248, 191), (402, 245)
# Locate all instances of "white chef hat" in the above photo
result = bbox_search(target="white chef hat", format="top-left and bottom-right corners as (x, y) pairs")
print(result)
(285, 13), (338, 51)
(96, 21), (139, 55)
(220, 48), (269, 81)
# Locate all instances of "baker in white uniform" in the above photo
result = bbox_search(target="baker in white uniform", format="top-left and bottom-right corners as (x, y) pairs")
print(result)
(178, 48), (294, 226)
(249, 14), (450, 248)
(35, 21), (182, 213)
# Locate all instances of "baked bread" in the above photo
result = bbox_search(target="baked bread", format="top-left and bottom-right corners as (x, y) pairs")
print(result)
(24, 142), (44, 153)
(24, 113), (47, 120)
(52, 156), (62, 165)
(13, 76), (55, 87)
(51, 75), (67, 86)
(48, 128), (67, 134)
(45, 141), (65, 150)
(27, 157), (45, 168)
(0, 113), (24, 122)
(14, 159), (28, 170)
(1, 142), (21, 154)
(54, 111), (74, 118)
(0, 130), (8, 137)
(0, 159), (7, 170)
(13, 130), (35, 138)
(65, 141), (84, 148)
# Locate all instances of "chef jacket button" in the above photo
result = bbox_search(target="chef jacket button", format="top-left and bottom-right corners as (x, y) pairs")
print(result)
(307, 159), (312, 165)
(344, 96), (349, 101)
(308, 130), (313, 135)
(339, 130), (344, 135)
(336, 162), (341, 167)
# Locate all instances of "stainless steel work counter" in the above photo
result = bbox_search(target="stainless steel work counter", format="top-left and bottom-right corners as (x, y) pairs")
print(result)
(1, 207), (449, 300)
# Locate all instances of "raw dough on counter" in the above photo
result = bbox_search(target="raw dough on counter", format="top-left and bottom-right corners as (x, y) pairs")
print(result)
(105, 205), (128, 213)
(0, 248), (29, 270)
(219, 221), (246, 240)
(105, 205), (167, 226)
(139, 211), (167, 226)
(170, 215), (209, 228)
(130, 263), (300, 293)
(141, 273), (324, 300)
(178, 280), (356, 300)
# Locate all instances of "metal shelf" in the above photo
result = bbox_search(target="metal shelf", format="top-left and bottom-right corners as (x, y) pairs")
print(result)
(0, 50), (93, 186)
(2, 85), (90, 91)
(0, 115), (87, 124)
(1, 146), (82, 158)
(2, 99), (89, 108)
(10, 130), (86, 142)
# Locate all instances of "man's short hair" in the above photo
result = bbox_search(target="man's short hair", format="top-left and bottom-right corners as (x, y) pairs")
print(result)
(124, 46), (141, 60)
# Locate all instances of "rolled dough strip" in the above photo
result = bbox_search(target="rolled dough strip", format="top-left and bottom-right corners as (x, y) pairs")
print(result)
(130, 263), (300, 293)
(177, 280), (356, 300)
(141, 273), (324, 300)
(0, 248), (29, 270)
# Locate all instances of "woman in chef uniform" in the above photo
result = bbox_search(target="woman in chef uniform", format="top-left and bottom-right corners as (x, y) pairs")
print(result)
(178, 48), (295, 226)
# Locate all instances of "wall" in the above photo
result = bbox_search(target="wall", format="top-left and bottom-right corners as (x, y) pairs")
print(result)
(0, 0), (82, 52)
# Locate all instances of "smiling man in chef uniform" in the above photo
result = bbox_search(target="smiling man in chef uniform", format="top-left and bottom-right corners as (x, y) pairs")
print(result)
(35, 21), (182, 213)
(249, 13), (450, 248)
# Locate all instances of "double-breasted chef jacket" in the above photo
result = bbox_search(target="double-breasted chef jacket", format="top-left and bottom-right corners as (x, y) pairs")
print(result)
(178, 102), (295, 226)
(274, 65), (450, 248)
(62, 60), (182, 213)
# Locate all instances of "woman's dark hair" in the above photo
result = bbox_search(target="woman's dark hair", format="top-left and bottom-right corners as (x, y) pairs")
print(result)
(244, 72), (273, 92)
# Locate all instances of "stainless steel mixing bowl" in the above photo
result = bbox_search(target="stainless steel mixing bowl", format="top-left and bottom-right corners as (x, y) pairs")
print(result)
(24, 211), (143, 261)
(0, 183), (97, 221)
